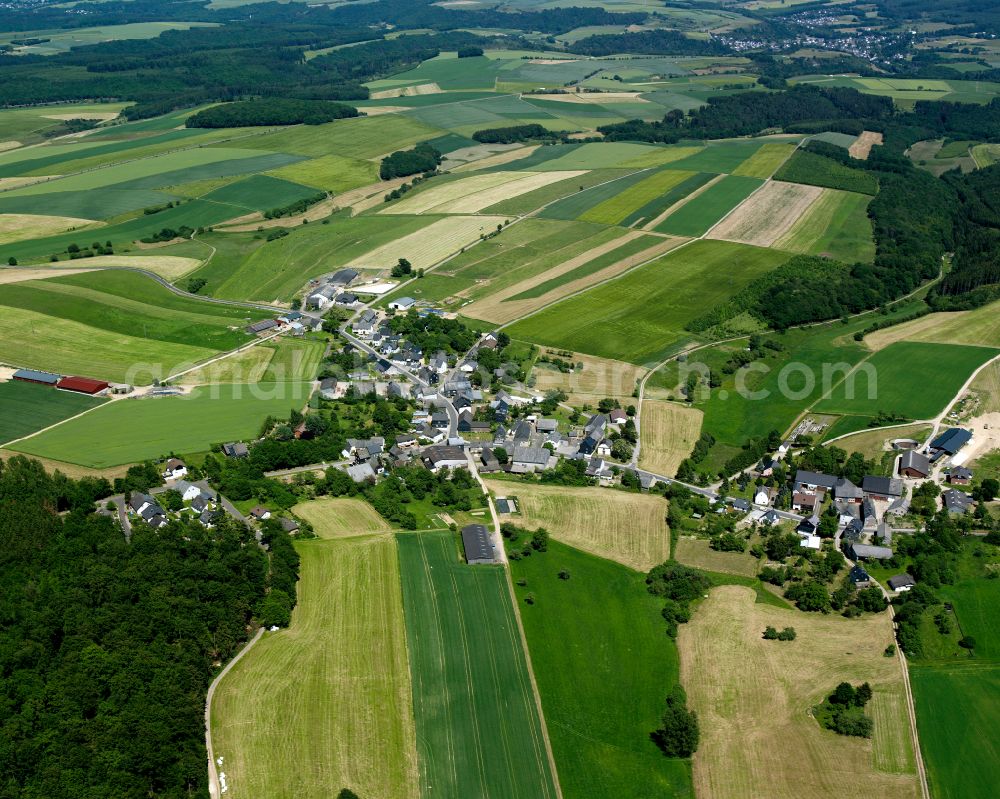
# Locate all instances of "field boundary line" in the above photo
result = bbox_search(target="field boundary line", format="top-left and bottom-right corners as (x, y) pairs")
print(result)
(206, 626), (264, 799)
(642, 172), (723, 231)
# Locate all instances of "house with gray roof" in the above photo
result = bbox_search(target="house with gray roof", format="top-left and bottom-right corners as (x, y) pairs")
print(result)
(899, 450), (931, 479)
(510, 445), (551, 474)
(942, 488), (973, 515)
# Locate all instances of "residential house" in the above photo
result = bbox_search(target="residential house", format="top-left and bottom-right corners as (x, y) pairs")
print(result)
(888, 574), (916, 592)
(512, 420), (533, 444)
(457, 411), (490, 434)
(430, 412), (450, 431)
(422, 445), (468, 472)
(430, 351), (449, 374)
(753, 485), (776, 506)
(342, 437), (385, 461)
(728, 498), (751, 513)
(396, 434), (418, 450)
(347, 462), (377, 483)
(795, 470), (838, 492)
(173, 480), (207, 503)
(510, 445), (551, 474)
(480, 447), (501, 473)
(250, 506), (271, 521)
(800, 534), (822, 550)
(190, 496), (208, 515)
(792, 492), (819, 513)
(833, 477), (864, 503)
(899, 450), (931, 479)
(596, 439), (613, 458)
(335, 292), (358, 306)
(762, 510), (780, 526)
(585, 456), (613, 482)
(352, 309), (378, 336)
(199, 509), (220, 528)
(129, 493), (159, 516)
(162, 458), (187, 480)
(536, 419), (558, 434)
(493, 425), (508, 446)
(949, 466), (973, 485)
(796, 513), (820, 535)
(942, 488), (973, 515)
(388, 381), (412, 400)
(849, 564), (873, 588)
(608, 408), (628, 425)
(222, 442), (248, 459)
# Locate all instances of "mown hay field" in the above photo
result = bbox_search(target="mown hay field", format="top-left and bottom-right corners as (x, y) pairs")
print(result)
(531, 350), (647, 406)
(0, 379), (105, 445)
(505, 240), (788, 365)
(347, 215), (506, 271)
(827, 424), (932, 459)
(291, 497), (392, 538)
(267, 153), (379, 192)
(396, 531), (558, 799)
(210, 535), (419, 799)
(510, 540), (694, 799)
(383, 170), (584, 215)
(178, 339), (325, 385)
(708, 180), (823, 247)
(679, 585), (919, 799)
(485, 480), (670, 571)
(27, 255), (204, 280)
(637, 400), (703, 478)
(12, 382), (312, 467)
(464, 233), (683, 326)
(0, 213), (100, 244)
(865, 298), (1000, 350)
(673, 537), (760, 578)
(772, 188), (875, 263)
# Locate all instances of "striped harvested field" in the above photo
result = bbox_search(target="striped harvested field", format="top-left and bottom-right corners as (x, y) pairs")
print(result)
(708, 180), (823, 247)
(382, 170), (584, 215)
(347, 215), (507, 271)
(486, 480), (670, 571)
(638, 400), (703, 478)
(532, 350), (647, 406)
(291, 497), (392, 538)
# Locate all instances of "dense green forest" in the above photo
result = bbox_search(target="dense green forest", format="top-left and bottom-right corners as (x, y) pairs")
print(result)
(186, 99), (359, 128)
(472, 123), (552, 144)
(0, 455), (293, 799)
(379, 142), (442, 180)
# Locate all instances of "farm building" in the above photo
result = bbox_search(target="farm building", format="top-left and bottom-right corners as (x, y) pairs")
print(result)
(388, 296), (416, 311)
(335, 292), (358, 305)
(496, 497), (517, 514)
(510, 445), (552, 474)
(246, 319), (279, 335)
(833, 477), (864, 502)
(329, 268), (359, 286)
(461, 524), (497, 565)
(888, 574), (916, 592)
(308, 285), (338, 309)
(56, 376), (109, 395)
(13, 368), (59, 386)
(930, 428), (972, 456)
(899, 450), (930, 479)
(848, 543), (893, 561)
(862, 476), (904, 500)
(795, 470), (838, 491)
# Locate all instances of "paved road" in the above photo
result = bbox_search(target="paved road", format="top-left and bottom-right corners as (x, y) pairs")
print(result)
(265, 459), (350, 478)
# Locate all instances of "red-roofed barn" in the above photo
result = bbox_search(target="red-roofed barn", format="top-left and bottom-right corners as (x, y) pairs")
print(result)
(57, 376), (110, 395)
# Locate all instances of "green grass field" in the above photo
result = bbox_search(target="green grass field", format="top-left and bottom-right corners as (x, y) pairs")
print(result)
(510, 540), (693, 799)
(655, 175), (763, 237)
(660, 140), (767, 174)
(194, 175), (319, 213)
(911, 663), (1000, 799)
(814, 341), (996, 420)
(266, 153), (379, 192)
(396, 531), (559, 799)
(773, 188), (875, 263)
(11, 382), (312, 466)
(211, 535), (419, 799)
(0, 270), (263, 352)
(0, 380), (105, 445)
(578, 169), (695, 225)
(730, 142), (797, 178)
(506, 240), (787, 365)
(0, 305), (218, 383)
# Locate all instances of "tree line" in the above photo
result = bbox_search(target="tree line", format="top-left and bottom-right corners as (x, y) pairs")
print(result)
(187, 99), (360, 128)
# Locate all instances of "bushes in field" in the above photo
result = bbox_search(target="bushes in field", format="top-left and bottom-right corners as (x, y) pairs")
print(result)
(651, 685), (700, 757)
(264, 192), (326, 219)
(646, 560), (711, 638)
(814, 682), (874, 738)
(473, 123), (551, 144)
(187, 99), (360, 128)
(380, 142), (442, 180)
(762, 626), (797, 640)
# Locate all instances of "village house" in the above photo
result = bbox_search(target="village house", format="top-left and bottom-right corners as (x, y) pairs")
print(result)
(753, 485), (776, 506)
(422, 445), (468, 472)
(347, 462), (377, 483)
(861, 476), (904, 501)
(250, 506), (271, 521)
(510, 445), (552, 474)
(849, 564), (873, 589)
(942, 488), (973, 515)
(888, 574), (916, 592)
(795, 470), (838, 493)
(162, 458), (187, 480)
(308, 284), (338, 309)
(848, 542), (893, 561)
(222, 442), (249, 459)
(948, 466), (973, 485)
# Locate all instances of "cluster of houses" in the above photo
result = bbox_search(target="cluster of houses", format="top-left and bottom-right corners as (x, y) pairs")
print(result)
(13, 368), (116, 396)
(127, 479), (220, 530)
(307, 268), (362, 310)
(245, 310), (321, 337)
